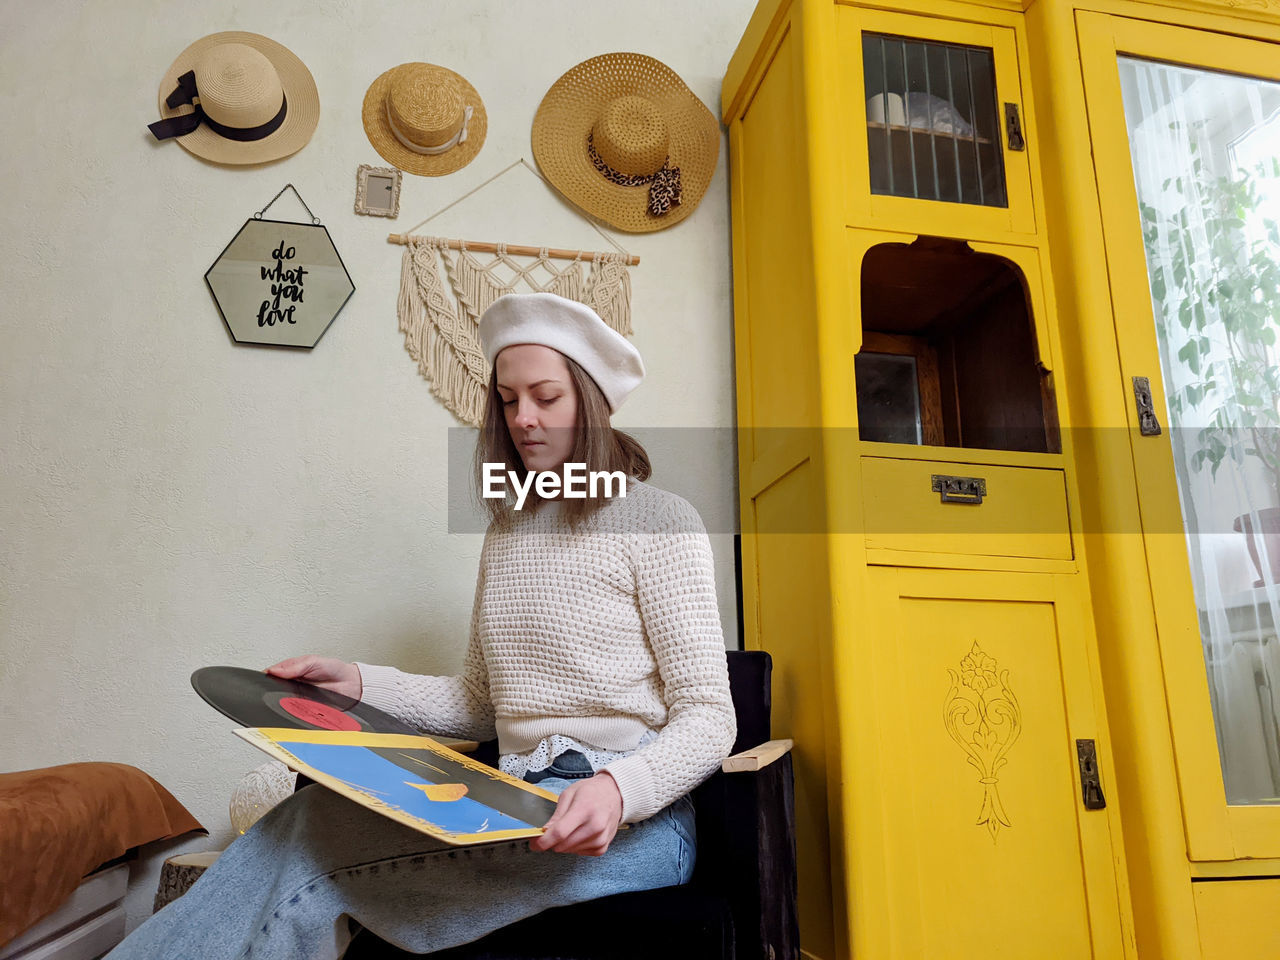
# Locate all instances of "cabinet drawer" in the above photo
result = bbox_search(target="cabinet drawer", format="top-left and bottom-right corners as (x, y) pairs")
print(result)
(861, 456), (1072, 560)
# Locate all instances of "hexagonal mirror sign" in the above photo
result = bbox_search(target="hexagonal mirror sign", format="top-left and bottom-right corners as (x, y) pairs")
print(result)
(206, 217), (354, 348)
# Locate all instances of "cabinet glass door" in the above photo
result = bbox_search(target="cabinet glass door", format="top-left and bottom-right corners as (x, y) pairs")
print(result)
(862, 34), (1007, 207)
(1080, 14), (1280, 857)
(1118, 56), (1280, 807)
(837, 7), (1036, 236)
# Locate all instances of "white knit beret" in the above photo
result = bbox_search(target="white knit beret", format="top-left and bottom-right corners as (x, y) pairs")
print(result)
(479, 292), (645, 412)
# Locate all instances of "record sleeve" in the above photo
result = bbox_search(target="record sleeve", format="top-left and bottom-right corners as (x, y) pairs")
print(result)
(234, 728), (560, 845)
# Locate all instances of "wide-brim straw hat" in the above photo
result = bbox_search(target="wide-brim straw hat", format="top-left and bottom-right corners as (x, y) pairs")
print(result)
(150, 32), (319, 165)
(532, 53), (719, 234)
(362, 63), (487, 176)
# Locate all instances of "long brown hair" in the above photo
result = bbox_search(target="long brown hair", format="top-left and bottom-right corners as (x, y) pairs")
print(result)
(473, 353), (650, 527)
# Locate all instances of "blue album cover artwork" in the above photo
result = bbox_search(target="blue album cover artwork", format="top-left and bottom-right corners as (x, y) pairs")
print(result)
(285, 741), (542, 836)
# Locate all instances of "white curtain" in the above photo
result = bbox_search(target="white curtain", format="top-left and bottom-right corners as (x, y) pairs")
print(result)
(1120, 56), (1280, 804)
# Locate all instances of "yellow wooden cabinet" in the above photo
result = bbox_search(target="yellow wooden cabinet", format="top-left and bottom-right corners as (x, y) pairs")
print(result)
(724, 0), (1280, 957)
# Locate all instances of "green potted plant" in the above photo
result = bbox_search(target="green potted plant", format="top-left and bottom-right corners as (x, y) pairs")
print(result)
(1140, 150), (1280, 585)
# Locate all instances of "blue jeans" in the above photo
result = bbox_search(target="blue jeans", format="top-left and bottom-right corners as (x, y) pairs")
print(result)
(105, 769), (696, 960)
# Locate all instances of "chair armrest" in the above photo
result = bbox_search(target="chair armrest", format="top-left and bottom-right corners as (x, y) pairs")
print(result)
(693, 750), (800, 960)
(721, 738), (793, 773)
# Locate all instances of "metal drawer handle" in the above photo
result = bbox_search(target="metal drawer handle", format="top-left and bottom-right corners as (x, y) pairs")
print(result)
(931, 474), (987, 505)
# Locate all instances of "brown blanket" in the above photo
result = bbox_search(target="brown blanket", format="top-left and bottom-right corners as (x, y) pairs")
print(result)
(0, 762), (206, 948)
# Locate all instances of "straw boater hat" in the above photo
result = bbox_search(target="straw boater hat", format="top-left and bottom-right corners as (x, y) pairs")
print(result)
(147, 32), (319, 164)
(362, 63), (487, 176)
(532, 53), (720, 234)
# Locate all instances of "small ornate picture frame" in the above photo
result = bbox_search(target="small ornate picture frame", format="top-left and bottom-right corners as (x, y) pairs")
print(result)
(355, 164), (402, 218)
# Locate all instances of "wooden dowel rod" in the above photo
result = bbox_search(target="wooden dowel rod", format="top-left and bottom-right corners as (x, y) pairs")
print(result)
(387, 234), (639, 266)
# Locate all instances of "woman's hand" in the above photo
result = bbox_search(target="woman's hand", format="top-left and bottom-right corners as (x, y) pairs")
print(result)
(265, 656), (362, 701)
(529, 773), (624, 856)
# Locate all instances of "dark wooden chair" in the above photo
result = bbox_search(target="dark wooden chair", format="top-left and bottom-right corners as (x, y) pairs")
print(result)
(343, 649), (799, 960)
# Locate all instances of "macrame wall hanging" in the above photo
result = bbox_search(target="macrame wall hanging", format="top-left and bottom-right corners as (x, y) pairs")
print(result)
(389, 159), (640, 426)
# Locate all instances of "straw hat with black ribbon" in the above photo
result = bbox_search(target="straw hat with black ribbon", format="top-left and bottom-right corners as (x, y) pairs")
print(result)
(362, 63), (487, 177)
(532, 53), (720, 234)
(147, 32), (319, 165)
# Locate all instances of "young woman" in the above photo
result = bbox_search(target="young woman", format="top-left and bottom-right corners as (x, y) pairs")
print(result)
(105, 292), (736, 959)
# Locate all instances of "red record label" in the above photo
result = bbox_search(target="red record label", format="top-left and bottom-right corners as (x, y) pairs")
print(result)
(278, 696), (362, 732)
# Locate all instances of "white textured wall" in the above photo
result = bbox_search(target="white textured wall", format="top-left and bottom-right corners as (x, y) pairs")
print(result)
(0, 0), (753, 934)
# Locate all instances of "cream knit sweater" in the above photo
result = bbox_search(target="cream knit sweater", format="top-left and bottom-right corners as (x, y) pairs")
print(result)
(355, 479), (737, 824)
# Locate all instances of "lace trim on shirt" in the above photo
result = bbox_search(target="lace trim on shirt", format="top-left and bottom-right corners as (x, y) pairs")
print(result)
(500, 729), (661, 780)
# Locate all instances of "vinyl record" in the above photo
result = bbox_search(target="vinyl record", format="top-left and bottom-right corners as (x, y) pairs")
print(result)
(191, 665), (420, 735)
